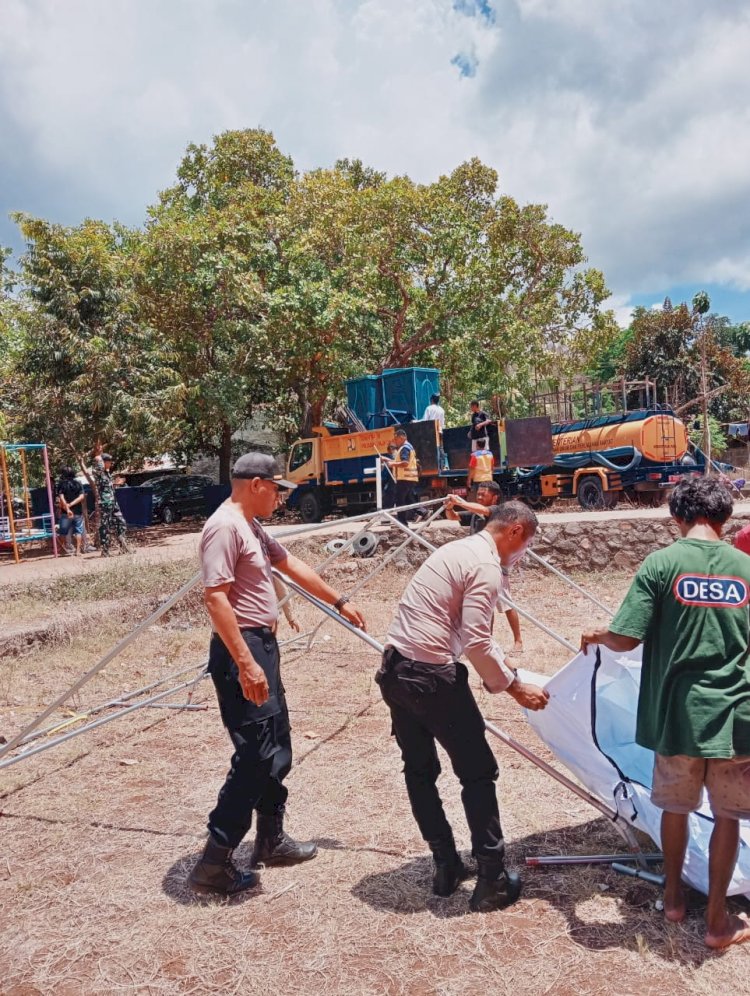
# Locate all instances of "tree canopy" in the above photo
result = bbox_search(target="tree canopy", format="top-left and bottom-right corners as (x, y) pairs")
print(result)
(2, 128), (631, 480)
(617, 297), (750, 422)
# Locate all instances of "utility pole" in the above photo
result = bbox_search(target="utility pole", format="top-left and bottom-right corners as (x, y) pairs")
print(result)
(692, 291), (711, 473)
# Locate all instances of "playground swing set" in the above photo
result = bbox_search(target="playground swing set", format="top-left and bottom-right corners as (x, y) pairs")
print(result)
(0, 442), (59, 563)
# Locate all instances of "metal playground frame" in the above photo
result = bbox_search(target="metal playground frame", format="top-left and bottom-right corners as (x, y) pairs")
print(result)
(0, 497), (650, 862)
(0, 442), (58, 563)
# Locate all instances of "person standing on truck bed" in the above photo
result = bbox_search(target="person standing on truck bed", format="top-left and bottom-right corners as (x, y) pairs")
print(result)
(423, 393), (446, 430)
(188, 451), (367, 897)
(382, 428), (420, 525)
(466, 442), (494, 496)
(423, 393), (449, 471)
(468, 400), (492, 452)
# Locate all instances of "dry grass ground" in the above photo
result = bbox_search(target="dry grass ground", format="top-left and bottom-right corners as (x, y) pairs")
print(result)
(2, 551), (750, 995)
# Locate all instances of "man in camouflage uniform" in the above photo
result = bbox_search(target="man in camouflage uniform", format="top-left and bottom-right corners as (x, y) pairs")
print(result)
(93, 453), (131, 556)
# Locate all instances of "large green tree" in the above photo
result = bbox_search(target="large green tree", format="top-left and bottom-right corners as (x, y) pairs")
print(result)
(622, 298), (750, 420)
(268, 156), (617, 425)
(0, 246), (18, 440)
(135, 129), (294, 481)
(5, 216), (165, 476)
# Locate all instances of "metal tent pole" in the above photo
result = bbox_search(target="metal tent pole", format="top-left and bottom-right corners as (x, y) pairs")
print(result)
(0, 675), (208, 772)
(16, 661), (208, 748)
(302, 500), (449, 651)
(0, 570), (202, 760)
(527, 550), (614, 617)
(277, 516), (387, 613)
(270, 497), (447, 542)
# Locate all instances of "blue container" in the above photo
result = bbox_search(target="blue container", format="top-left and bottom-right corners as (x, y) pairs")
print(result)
(30, 486), (51, 518)
(346, 368), (440, 426)
(115, 487), (154, 527)
(345, 375), (384, 427)
(381, 368), (440, 422)
(205, 484), (231, 516)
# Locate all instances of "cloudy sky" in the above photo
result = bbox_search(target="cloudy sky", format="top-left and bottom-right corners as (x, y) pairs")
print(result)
(2, 0), (749, 324)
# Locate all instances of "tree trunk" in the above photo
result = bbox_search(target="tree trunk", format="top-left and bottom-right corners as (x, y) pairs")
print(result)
(309, 398), (325, 430)
(218, 422), (233, 484)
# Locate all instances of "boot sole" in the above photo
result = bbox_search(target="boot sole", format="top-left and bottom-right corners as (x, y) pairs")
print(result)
(469, 884), (522, 913)
(252, 849), (318, 868)
(187, 875), (259, 896)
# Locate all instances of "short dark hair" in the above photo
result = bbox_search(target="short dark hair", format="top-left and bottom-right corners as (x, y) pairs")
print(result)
(60, 466), (75, 479)
(485, 500), (538, 535)
(470, 400), (480, 407)
(668, 477), (733, 525)
(430, 394), (440, 404)
(478, 481), (501, 495)
(394, 428), (407, 438)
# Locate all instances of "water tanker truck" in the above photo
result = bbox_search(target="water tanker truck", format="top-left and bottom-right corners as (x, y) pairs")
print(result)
(518, 408), (704, 510)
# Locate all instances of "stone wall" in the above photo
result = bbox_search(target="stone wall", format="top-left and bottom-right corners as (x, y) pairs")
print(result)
(293, 510), (750, 578)
(529, 512), (750, 574)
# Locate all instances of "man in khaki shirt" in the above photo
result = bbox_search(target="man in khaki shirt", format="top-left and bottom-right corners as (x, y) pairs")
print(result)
(188, 452), (366, 897)
(377, 501), (548, 913)
(446, 484), (524, 653)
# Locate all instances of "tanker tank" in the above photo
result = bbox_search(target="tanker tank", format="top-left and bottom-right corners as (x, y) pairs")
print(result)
(551, 411), (688, 464)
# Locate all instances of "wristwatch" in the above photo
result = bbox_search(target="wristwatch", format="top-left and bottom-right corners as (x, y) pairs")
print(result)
(333, 595), (349, 612)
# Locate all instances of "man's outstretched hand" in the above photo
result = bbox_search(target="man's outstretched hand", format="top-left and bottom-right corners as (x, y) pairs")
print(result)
(341, 603), (367, 631)
(507, 679), (550, 711)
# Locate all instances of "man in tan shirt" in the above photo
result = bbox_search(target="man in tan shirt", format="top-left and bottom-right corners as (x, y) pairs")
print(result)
(189, 452), (366, 897)
(377, 501), (549, 913)
(446, 484), (524, 653)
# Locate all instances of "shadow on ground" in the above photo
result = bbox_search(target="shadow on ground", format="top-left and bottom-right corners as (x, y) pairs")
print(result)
(161, 842), (262, 907)
(352, 819), (746, 966)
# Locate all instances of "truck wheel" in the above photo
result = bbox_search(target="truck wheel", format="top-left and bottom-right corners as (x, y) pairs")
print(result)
(632, 490), (665, 508)
(577, 475), (606, 510)
(298, 490), (324, 524)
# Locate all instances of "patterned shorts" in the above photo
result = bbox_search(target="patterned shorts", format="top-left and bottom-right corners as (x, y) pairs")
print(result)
(652, 753), (750, 819)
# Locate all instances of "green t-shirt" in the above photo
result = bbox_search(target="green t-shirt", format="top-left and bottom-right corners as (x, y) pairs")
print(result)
(610, 538), (750, 758)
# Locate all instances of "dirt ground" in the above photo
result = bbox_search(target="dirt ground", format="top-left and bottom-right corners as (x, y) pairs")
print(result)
(2, 549), (750, 995)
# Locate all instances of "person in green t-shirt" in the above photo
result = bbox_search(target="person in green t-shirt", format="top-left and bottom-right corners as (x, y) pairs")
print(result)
(581, 477), (750, 950)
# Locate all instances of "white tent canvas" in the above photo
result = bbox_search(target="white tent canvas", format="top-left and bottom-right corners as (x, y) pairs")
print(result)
(520, 646), (750, 897)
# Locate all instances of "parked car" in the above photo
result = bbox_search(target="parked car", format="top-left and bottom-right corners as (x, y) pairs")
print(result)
(142, 475), (213, 524)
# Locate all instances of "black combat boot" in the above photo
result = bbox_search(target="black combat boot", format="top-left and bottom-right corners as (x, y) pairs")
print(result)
(250, 809), (318, 867)
(429, 837), (470, 897)
(469, 858), (522, 913)
(187, 835), (260, 896)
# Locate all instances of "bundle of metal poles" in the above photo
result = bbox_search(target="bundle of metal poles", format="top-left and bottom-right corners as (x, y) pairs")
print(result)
(0, 491), (618, 852)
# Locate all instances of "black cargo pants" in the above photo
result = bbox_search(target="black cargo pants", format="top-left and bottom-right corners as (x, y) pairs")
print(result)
(206, 628), (292, 849)
(375, 647), (505, 863)
(394, 480), (418, 525)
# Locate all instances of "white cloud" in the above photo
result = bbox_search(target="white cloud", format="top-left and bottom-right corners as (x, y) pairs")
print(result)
(0, 0), (748, 314)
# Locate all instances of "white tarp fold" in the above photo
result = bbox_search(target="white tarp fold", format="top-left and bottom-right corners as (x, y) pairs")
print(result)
(520, 646), (750, 897)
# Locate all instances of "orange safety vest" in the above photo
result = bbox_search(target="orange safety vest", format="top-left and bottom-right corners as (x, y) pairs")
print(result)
(395, 442), (419, 482)
(472, 449), (494, 483)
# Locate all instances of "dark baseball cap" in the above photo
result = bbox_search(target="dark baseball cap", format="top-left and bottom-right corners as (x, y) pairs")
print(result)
(232, 452), (297, 490)
(101, 453), (113, 462)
